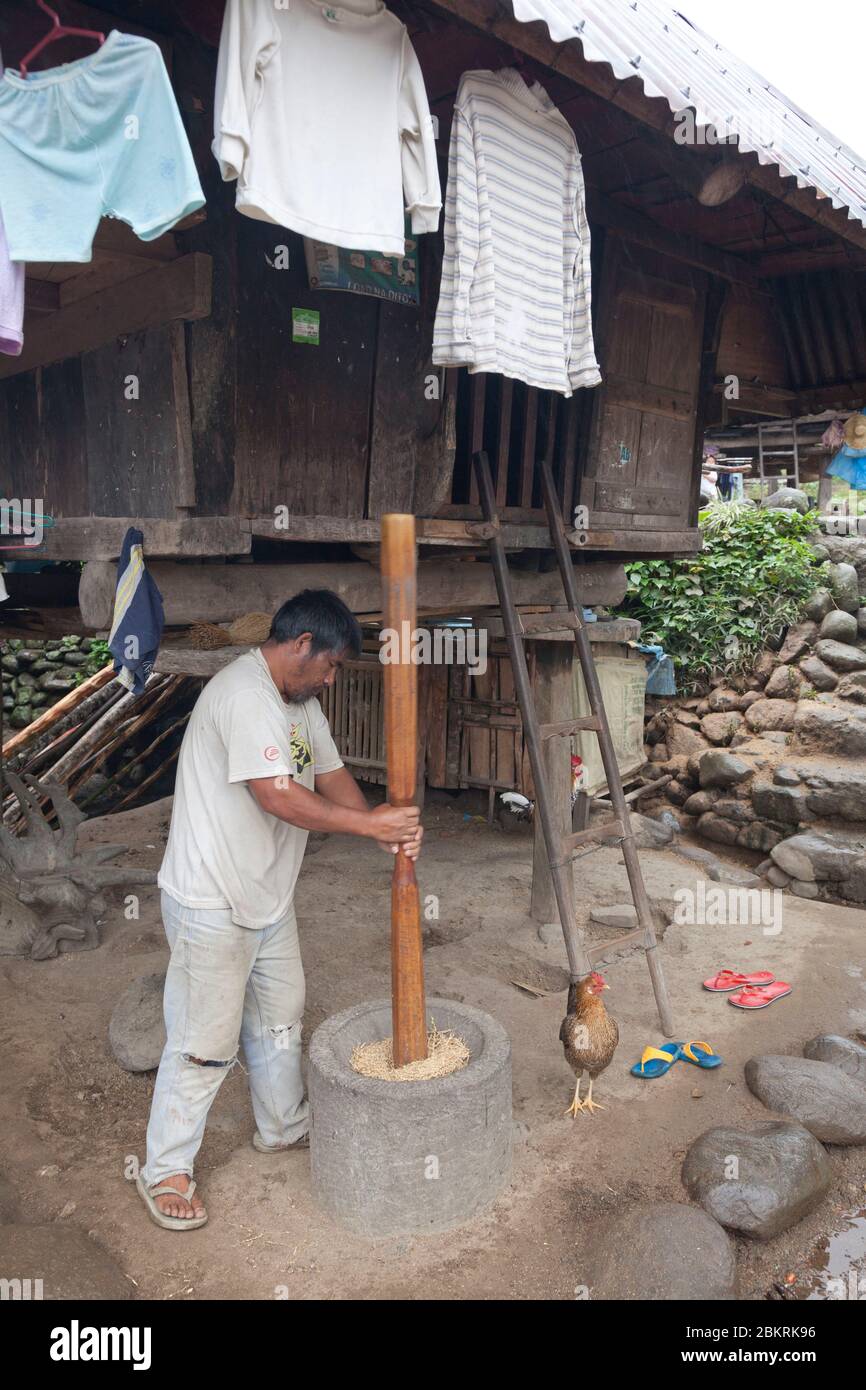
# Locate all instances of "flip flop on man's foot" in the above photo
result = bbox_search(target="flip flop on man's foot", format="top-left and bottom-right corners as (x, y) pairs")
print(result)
(703, 969), (776, 993)
(136, 1173), (208, 1231)
(728, 981), (792, 1010)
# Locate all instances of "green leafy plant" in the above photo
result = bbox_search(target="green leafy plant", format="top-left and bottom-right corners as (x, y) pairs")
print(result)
(618, 501), (822, 691)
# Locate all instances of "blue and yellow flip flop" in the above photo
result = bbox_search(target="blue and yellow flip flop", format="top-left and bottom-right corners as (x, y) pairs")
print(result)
(630, 1042), (683, 1078)
(679, 1040), (723, 1069)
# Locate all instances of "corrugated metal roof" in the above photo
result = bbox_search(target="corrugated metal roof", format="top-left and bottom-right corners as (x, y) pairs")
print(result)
(509, 0), (866, 228)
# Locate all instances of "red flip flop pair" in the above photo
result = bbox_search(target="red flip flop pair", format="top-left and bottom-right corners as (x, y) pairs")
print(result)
(702, 969), (792, 1010)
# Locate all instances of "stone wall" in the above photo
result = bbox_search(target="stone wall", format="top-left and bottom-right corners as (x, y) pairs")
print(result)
(1, 637), (108, 730)
(641, 551), (866, 906)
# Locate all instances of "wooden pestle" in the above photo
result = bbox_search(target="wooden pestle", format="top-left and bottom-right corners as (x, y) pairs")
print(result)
(380, 514), (427, 1065)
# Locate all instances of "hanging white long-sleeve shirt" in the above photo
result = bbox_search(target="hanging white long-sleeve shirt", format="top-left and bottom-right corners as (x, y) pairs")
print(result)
(213, 0), (440, 255)
(433, 69), (601, 397)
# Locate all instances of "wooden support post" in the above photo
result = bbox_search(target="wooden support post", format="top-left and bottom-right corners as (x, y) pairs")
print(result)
(530, 640), (576, 927)
(381, 515), (427, 1065)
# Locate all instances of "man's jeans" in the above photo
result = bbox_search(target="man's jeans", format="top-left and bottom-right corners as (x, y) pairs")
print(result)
(141, 890), (308, 1188)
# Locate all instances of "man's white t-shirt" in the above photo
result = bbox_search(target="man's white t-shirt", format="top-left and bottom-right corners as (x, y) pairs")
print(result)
(159, 647), (344, 928)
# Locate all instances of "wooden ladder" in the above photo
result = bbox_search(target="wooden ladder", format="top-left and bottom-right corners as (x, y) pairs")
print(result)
(472, 450), (674, 1036)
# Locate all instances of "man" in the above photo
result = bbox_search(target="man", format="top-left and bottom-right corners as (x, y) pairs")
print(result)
(137, 589), (422, 1230)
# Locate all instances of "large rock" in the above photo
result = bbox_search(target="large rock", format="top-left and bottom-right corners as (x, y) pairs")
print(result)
(681, 1122), (832, 1240)
(708, 687), (741, 713)
(802, 764), (866, 821)
(712, 798), (755, 825)
(778, 622), (817, 665)
(0, 1226), (133, 1300)
(745, 1055), (866, 1144)
(770, 831), (864, 883)
(628, 813), (675, 849)
(798, 655), (838, 692)
(696, 813), (740, 846)
(737, 822), (784, 853)
(814, 639), (866, 673)
(584, 1202), (738, 1300)
(819, 609), (858, 644)
(744, 699), (797, 733)
(794, 701), (866, 756)
(109, 972), (167, 1072)
(763, 665), (803, 700)
(836, 672), (866, 704)
(826, 561), (860, 614)
(700, 711), (743, 745)
(750, 782), (809, 824)
(803, 1035), (866, 1085)
(698, 750), (752, 790)
(803, 589), (834, 624)
(753, 651), (778, 686)
(762, 486), (810, 514)
(666, 721), (709, 759)
(683, 789), (720, 816)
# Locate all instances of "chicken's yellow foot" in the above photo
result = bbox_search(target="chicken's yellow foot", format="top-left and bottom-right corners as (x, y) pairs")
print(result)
(582, 1079), (605, 1114)
(565, 1077), (583, 1118)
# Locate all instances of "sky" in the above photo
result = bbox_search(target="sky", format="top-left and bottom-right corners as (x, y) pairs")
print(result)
(676, 0), (865, 157)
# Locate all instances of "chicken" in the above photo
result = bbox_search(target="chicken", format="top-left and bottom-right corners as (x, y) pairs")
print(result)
(559, 971), (618, 1117)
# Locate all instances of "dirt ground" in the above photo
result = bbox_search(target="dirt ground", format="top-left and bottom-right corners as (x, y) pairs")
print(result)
(1, 791), (865, 1301)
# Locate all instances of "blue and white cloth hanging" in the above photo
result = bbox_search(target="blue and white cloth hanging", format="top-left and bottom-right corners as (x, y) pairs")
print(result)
(108, 528), (164, 694)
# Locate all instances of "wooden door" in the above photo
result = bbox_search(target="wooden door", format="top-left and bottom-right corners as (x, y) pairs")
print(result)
(580, 237), (707, 532)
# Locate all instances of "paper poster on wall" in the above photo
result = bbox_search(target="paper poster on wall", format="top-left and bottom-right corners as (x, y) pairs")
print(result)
(303, 217), (419, 307)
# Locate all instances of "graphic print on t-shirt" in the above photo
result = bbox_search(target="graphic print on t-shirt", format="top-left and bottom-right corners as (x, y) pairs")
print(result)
(289, 723), (313, 775)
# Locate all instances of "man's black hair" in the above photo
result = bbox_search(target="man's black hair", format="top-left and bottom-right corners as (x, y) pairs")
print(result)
(268, 589), (362, 657)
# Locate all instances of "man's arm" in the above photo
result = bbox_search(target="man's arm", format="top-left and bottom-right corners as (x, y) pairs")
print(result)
(315, 765), (370, 813)
(316, 765), (423, 861)
(248, 773), (419, 847)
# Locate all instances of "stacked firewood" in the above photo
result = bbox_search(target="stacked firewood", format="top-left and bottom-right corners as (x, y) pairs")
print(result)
(1, 667), (198, 824)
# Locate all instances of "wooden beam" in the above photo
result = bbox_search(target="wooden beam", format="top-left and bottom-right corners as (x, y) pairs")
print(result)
(34, 516), (250, 562)
(713, 380), (797, 417)
(156, 644), (251, 677)
(0, 253), (212, 380)
(247, 512), (701, 553)
(603, 373), (695, 421)
(747, 165), (866, 257)
(796, 380), (866, 413)
(169, 323), (196, 512)
(587, 188), (762, 287)
(24, 279), (60, 315)
(80, 558), (630, 630)
(92, 219), (181, 261)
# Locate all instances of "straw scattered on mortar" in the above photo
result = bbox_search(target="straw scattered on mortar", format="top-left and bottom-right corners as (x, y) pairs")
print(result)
(351, 1022), (470, 1081)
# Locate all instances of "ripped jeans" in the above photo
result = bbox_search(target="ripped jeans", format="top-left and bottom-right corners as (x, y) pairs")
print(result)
(141, 890), (308, 1188)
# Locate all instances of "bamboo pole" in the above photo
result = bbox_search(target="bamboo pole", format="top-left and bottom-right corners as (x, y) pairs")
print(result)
(381, 514), (427, 1066)
(1, 664), (115, 758)
(34, 675), (160, 791)
(66, 677), (181, 800)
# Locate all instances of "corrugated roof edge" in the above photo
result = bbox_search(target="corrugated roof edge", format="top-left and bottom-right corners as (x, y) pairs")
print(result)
(508, 0), (866, 230)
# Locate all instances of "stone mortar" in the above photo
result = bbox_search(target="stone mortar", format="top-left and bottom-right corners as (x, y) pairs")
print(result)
(309, 997), (512, 1238)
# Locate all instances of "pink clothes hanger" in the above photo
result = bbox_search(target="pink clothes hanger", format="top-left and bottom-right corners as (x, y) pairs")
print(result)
(18, 0), (105, 78)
